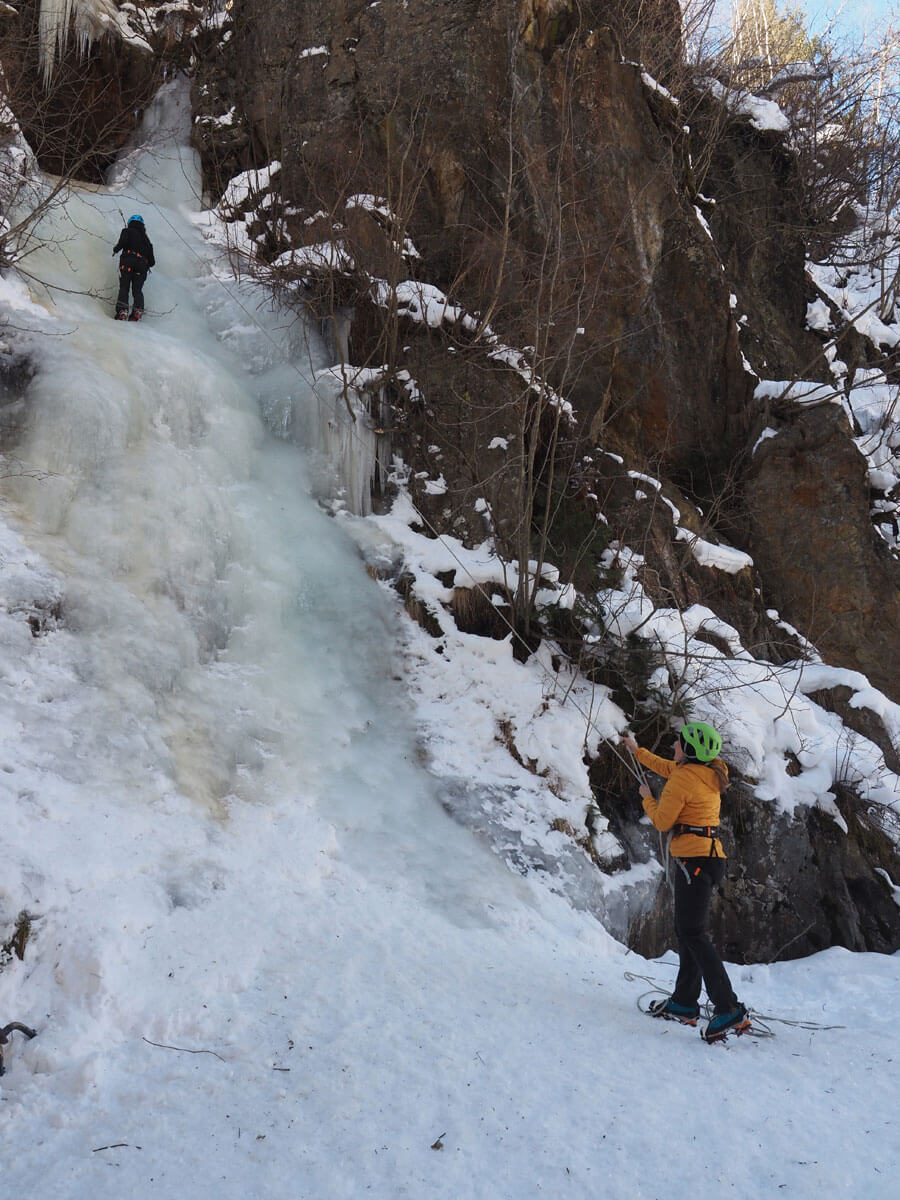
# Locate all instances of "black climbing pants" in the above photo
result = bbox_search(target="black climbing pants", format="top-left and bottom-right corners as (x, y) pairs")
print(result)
(116, 264), (147, 315)
(670, 856), (739, 1014)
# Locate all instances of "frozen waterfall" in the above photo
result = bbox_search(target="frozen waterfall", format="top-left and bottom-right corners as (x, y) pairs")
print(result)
(0, 78), (463, 859)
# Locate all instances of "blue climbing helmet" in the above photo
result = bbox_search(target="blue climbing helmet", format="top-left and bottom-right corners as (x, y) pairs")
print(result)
(679, 721), (722, 763)
(127, 214), (144, 224)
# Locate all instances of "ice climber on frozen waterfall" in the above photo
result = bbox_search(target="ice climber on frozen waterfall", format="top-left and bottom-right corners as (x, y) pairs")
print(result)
(112, 213), (155, 321)
(623, 723), (750, 1043)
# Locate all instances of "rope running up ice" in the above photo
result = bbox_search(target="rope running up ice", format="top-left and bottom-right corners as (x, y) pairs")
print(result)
(140, 189), (650, 786)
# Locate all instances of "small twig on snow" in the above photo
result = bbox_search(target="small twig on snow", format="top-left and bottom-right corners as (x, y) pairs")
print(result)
(142, 1036), (225, 1061)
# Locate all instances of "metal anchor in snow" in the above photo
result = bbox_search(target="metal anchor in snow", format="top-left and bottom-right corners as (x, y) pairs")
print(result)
(0, 1023), (37, 1076)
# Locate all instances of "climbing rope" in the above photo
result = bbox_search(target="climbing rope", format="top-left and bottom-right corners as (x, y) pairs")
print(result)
(624, 970), (845, 1040)
(741, 1010), (845, 1034)
(624, 973), (775, 1038)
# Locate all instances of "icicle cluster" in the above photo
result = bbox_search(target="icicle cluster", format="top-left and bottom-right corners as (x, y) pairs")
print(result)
(38, 0), (120, 86)
(309, 369), (383, 516)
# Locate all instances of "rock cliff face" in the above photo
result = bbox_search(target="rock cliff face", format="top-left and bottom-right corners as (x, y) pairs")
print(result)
(699, 110), (900, 703)
(2, 0), (898, 960)
(208, 0), (900, 684)
(223, 0), (752, 483)
(744, 406), (900, 700)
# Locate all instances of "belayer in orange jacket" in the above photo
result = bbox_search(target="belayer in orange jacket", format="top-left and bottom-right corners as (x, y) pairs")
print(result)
(623, 722), (750, 1042)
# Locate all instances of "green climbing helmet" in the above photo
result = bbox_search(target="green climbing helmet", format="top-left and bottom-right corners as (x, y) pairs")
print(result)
(679, 721), (722, 763)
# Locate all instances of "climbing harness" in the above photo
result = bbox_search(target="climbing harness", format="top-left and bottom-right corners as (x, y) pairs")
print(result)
(674, 823), (719, 838)
(673, 822), (721, 858)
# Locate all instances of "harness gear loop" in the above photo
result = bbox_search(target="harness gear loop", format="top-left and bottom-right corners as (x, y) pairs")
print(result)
(662, 829), (674, 886)
(674, 856), (693, 885)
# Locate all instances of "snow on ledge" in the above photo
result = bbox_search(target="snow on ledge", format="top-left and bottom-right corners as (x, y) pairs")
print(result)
(693, 205), (714, 241)
(627, 470), (751, 571)
(675, 528), (753, 573)
(640, 70), (679, 105)
(220, 161), (282, 211)
(754, 379), (837, 407)
(806, 298), (833, 332)
(752, 427), (779, 454)
(875, 869), (900, 909)
(699, 77), (790, 133)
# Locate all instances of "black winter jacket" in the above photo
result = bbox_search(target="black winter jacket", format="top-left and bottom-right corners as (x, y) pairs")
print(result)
(113, 222), (155, 270)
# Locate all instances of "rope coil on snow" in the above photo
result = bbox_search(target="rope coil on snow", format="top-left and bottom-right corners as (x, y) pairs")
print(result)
(624, 971), (845, 1039)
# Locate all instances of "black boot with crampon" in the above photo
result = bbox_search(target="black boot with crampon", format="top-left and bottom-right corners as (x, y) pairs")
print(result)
(648, 997), (701, 1026)
(701, 1004), (751, 1043)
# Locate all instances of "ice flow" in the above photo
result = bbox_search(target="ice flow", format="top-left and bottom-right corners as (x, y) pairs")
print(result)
(1, 77), (476, 874)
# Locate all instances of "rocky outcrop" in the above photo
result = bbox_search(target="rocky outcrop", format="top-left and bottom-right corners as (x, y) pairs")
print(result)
(0, 2), (212, 182)
(694, 97), (900, 703)
(628, 782), (900, 962)
(223, 0), (753, 482)
(745, 404), (900, 702)
(701, 110), (829, 382)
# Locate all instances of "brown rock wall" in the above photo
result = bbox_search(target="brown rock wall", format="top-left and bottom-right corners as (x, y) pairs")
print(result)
(745, 406), (900, 701)
(228, 0), (752, 487)
(218, 0), (899, 689)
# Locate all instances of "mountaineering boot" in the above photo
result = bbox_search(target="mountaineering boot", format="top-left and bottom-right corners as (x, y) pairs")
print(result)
(648, 997), (700, 1026)
(114, 310), (128, 320)
(128, 309), (143, 321)
(702, 1004), (750, 1043)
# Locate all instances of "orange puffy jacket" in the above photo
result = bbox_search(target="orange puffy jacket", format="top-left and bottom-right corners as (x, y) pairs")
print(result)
(635, 746), (727, 858)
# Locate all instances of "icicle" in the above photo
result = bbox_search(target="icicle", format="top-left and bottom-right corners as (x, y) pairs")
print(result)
(308, 370), (381, 515)
(38, 0), (71, 86)
(38, 0), (120, 87)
